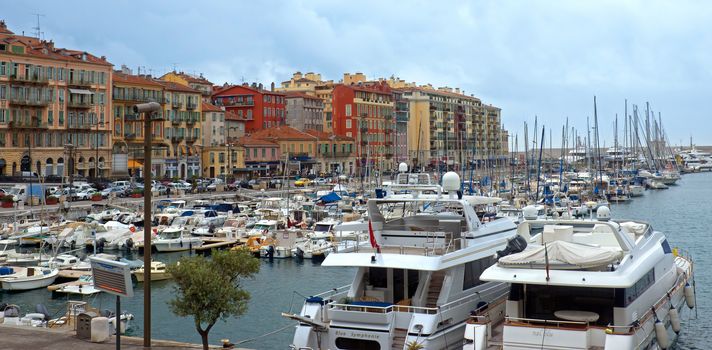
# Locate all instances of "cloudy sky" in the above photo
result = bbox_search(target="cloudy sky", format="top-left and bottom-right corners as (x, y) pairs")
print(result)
(5, 0), (711, 147)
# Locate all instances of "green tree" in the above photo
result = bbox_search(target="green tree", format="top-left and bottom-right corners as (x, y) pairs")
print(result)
(167, 248), (260, 349)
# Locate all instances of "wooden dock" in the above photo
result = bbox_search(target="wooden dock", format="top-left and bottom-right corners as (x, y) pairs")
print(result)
(47, 278), (91, 292)
(57, 269), (91, 280)
(195, 238), (242, 252)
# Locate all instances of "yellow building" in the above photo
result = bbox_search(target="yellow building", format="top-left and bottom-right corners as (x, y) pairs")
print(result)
(112, 66), (167, 178)
(157, 80), (202, 179)
(249, 125), (319, 174)
(160, 71), (213, 101)
(0, 21), (113, 178)
(277, 71), (336, 132)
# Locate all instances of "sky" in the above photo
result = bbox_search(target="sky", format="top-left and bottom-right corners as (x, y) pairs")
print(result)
(4, 0), (712, 148)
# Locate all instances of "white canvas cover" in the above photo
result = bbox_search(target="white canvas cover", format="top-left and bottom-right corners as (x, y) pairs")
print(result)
(498, 240), (623, 269)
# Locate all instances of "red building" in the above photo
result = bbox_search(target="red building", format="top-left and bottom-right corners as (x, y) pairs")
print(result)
(212, 83), (286, 132)
(331, 81), (394, 172)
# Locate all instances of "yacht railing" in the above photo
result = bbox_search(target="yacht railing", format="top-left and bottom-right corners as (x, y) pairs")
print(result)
(342, 230), (464, 256)
(506, 316), (589, 328)
(327, 283), (503, 315)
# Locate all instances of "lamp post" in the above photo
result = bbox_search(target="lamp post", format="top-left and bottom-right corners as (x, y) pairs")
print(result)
(132, 102), (161, 348)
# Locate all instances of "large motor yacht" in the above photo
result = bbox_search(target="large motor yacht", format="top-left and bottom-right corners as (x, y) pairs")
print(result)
(284, 171), (518, 350)
(464, 207), (695, 350)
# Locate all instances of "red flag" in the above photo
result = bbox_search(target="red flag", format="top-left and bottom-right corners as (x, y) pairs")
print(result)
(368, 220), (380, 250)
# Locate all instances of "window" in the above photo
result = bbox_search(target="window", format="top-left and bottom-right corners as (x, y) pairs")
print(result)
(345, 104), (352, 117)
(253, 148), (258, 158)
(48, 110), (53, 124)
(345, 119), (352, 129)
(368, 267), (388, 288)
(335, 338), (380, 350)
(616, 269), (655, 307)
(463, 256), (495, 290)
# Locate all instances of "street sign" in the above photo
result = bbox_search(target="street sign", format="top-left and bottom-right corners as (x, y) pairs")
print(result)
(90, 257), (134, 298)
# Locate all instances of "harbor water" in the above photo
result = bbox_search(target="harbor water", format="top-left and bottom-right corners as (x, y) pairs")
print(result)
(1, 172), (710, 349)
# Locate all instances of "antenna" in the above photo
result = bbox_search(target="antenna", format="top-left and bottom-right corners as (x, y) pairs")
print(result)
(172, 63), (178, 72)
(32, 13), (45, 39)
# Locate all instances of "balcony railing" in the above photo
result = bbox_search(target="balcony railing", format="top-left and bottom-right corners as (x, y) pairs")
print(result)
(124, 114), (140, 121)
(9, 74), (49, 84)
(185, 136), (197, 143)
(170, 136), (182, 143)
(8, 120), (48, 129)
(185, 116), (197, 125)
(220, 100), (254, 107)
(67, 100), (92, 108)
(67, 79), (93, 87)
(171, 100), (183, 108)
(124, 133), (137, 140)
(8, 97), (51, 107)
(186, 102), (197, 110)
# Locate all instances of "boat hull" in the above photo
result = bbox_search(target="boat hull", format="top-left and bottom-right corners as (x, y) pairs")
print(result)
(1, 270), (58, 291)
(154, 238), (203, 252)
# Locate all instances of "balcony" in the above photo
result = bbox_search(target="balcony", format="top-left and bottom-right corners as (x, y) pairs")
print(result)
(170, 136), (182, 143)
(359, 127), (369, 133)
(8, 120), (48, 129)
(67, 123), (92, 130)
(185, 136), (197, 143)
(185, 116), (197, 125)
(67, 100), (92, 109)
(220, 100), (254, 107)
(67, 79), (93, 87)
(10, 74), (49, 84)
(186, 102), (197, 110)
(8, 97), (51, 107)
(124, 133), (137, 140)
(171, 118), (181, 125)
(383, 114), (393, 121)
(171, 100), (183, 109)
(124, 114), (140, 121)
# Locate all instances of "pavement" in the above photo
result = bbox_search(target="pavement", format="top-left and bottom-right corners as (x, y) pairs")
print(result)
(0, 324), (254, 349)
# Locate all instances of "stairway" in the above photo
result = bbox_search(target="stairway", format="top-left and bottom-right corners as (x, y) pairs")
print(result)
(426, 271), (445, 307)
(392, 328), (408, 350)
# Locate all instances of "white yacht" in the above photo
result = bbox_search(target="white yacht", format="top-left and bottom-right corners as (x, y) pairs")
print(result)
(153, 226), (203, 252)
(465, 207), (695, 350)
(0, 266), (59, 291)
(284, 172), (518, 350)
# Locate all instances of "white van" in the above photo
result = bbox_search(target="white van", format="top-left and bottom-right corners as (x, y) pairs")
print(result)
(111, 181), (130, 190)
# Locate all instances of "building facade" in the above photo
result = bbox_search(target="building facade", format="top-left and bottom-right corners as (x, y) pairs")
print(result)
(112, 67), (166, 178)
(0, 21), (113, 178)
(401, 86), (506, 170)
(200, 102), (226, 178)
(305, 129), (356, 175)
(212, 83), (286, 132)
(285, 92), (324, 131)
(331, 81), (395, 173)
(158, 81), (202, 178)
(238, 136), (280, 175)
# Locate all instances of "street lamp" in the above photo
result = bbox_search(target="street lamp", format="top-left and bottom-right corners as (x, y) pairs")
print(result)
(132, 101), (161, 348)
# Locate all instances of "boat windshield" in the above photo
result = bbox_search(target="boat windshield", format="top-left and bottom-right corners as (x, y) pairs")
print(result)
(314, 224), (331, 232)
(253, 224), (273, 231)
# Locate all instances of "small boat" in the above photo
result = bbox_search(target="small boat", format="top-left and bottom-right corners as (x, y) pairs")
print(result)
(133, 261), (171, 282)
(53, 275), (102, 296)
(648, 180), (669, 189)
(0, 266), (59, 291)
(629, 184), (645, 197)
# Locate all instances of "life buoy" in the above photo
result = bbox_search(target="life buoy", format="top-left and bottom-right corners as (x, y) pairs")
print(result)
(130, 226), (136, 233)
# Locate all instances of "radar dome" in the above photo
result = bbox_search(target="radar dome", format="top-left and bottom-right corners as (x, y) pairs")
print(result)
(522, 205), (538, 220)
(442, 171), (461, 192)
(597, 206), (611, 221)
(398, 162), (408, 173)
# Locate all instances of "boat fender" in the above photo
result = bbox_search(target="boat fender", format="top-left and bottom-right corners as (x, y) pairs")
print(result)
(179, 240), (183, 247)
(684, 283), (695, 309)
(669, 306), (681, 334)
(654, 319), (669, 349)
(35, 304), (50, 320)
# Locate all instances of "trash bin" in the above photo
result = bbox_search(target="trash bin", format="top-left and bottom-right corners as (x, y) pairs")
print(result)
(77, 311), (98, 339)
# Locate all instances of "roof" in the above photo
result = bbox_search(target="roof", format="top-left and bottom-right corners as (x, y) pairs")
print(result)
(395, 86), (483, 102)
(237, 136), (279, 147)
(157, 80), (201, 93)
(113, 71), (164, 87)
(250, 126), (316, 141)
(304, 129), (353, 142)
(201, 102), (223, 113)
(0, 23), (111, 67)
(285, 91), (322, 101)
(213, 84), (286, 97)
(162, 71), (213, 85)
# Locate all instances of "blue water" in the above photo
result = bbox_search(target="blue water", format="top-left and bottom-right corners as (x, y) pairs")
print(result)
(2, 172), (710, 349)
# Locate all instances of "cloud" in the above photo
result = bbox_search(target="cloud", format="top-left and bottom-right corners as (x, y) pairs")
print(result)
(3, 0), (711, 144)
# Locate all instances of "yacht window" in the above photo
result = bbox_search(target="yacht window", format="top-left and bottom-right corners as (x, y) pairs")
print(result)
(368, 267), (388, 288)
(615, 268), (655, 307)
(525, 285), (614, 326)
(463, 256), (495, 290)
(335, 338), (380, 350)
(661, 239), (672, 254)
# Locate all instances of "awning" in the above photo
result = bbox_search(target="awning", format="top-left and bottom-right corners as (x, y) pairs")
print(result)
(68, 88), (93, 95)
(128, 160), (143, 168)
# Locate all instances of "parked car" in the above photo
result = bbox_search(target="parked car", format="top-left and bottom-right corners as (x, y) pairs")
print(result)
(101, 187), (125, 199)
(152, 184), (168, 195)
(294, 178), (311, 187)
(313, 178), (327, 185)
(72, 188), (98, 201)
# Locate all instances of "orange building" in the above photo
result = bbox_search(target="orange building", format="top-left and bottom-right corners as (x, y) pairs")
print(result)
(0, 20), (113, 178)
